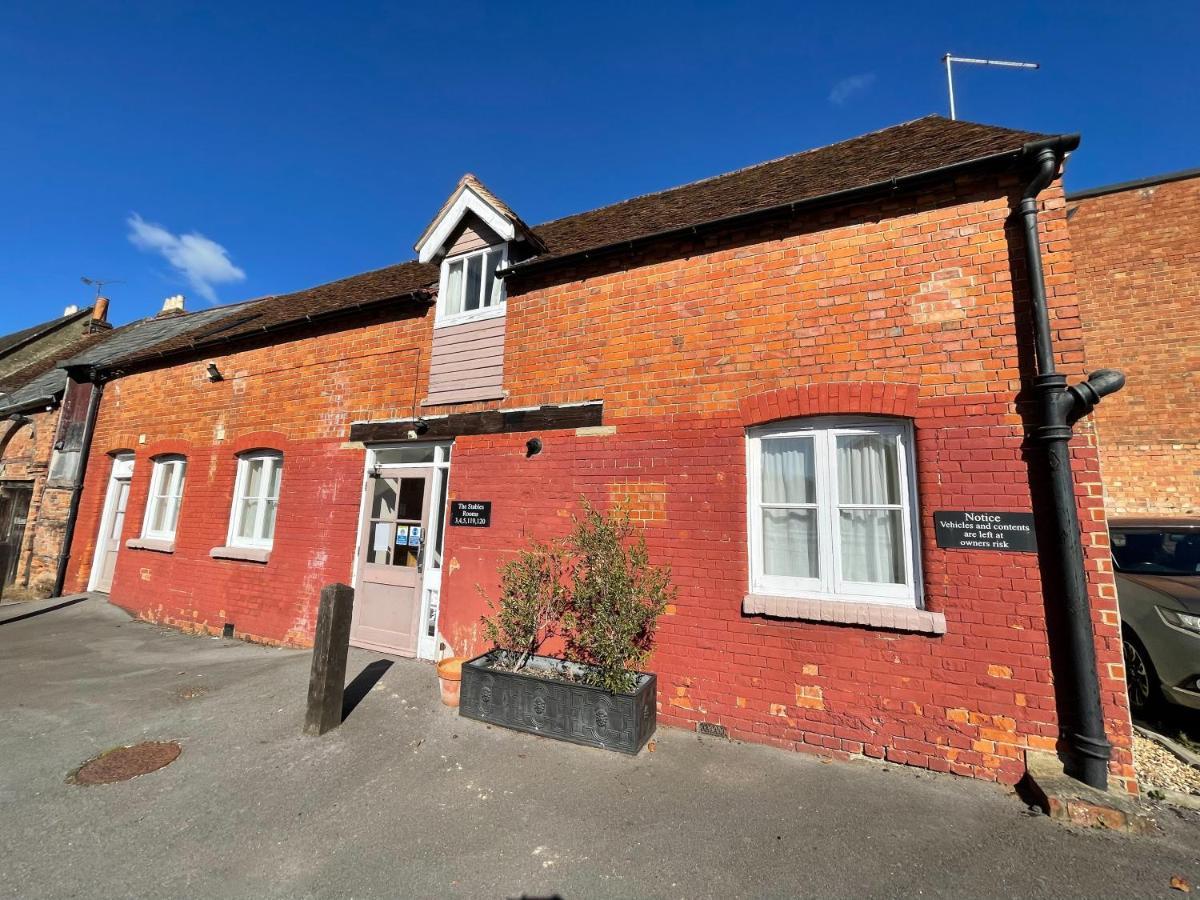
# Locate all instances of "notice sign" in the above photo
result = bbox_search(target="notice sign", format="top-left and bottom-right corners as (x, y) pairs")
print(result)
(450, 500), (492, 528)
(933, 511), (1037, 553)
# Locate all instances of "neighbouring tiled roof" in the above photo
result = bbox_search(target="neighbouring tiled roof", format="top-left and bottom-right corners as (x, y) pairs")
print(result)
(0, 306), (93, 360)
(104, 260), (436, 371)
(98, 116), (1055, 372)
(0, 330), (109, 413)
(524, 116), (1051, 265)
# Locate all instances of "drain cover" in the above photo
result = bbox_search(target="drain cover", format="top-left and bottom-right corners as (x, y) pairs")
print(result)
(69, 741), (181, 785)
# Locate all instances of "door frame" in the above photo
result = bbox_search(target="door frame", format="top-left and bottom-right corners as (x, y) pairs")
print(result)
(86, 453), (135, 592)
(350, 442), (452, 660)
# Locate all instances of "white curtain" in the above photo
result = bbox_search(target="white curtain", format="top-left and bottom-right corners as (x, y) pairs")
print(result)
(836, 435), (903, 584)
(761, 438), (817, 577)
(444, 261), (463, 316)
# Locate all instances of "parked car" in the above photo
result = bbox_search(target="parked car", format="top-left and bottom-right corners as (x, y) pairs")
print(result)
(1110, 518), (1200, 715)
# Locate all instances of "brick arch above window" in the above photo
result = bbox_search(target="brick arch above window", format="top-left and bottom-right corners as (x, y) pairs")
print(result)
(228, 431), (288, 456)
(0, 419), (35, 462)
(141, 439), (192, 459)
(738, 382), (919, 427)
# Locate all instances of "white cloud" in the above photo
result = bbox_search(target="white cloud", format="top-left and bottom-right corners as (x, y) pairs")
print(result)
(127, 213), (246, 303)
(828, 72), (877, 106)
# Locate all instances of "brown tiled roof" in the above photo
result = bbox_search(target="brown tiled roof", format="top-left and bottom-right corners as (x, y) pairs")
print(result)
(109, 260), (436, 369)
(525, 115), (1052, 265)
(105, 116), (1058, 371)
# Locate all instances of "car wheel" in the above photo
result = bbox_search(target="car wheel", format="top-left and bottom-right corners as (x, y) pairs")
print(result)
(1122, 631), (1161, 717)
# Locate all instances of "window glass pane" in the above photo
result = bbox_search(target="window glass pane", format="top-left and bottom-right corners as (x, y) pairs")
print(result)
(396, 477), (424, 521)
(762, 508), (818, 578)
(839, 509), (905, 584)
(836, 434), (899, 505)
(263, 498), (278, 541)
(243, 459), (265, 501)
(265, 459), (281, 501)
(164, 495), (181, 534)
(367, 521), (391, 565)
(371, 477), (398, 519)
(444, 260), (463, 316)
(373, 446), (435, 465)
(464, 254), (482, 312)
(483, 249), (503, 308)
(237, 499), (261, 540)
(762, 438), (815, 504)
(148, 495), (167, 534)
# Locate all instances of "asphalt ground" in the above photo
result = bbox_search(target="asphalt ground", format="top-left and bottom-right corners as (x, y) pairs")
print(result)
(2, 596), (1198, 899)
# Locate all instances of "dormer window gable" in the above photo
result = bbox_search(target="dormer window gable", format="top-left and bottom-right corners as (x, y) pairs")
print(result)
(415, 174), (545, 328)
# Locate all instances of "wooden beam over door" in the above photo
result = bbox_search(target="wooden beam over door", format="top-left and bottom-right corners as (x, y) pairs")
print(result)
(348, 402), (603, 443)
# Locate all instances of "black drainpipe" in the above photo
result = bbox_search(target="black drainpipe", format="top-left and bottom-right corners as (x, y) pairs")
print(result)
(1020, 144), (1125, 790)
(52, 378), (104, 598)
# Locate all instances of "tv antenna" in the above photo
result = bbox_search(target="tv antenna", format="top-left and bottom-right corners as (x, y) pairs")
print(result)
(80, 276), (123, 299)
(942, 54), (1040, 120)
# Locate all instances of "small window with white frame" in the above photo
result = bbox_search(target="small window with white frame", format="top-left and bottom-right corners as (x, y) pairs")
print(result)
(141, 455), (186, 541)
(747, 418), (920, 606)
(228, 450), (283, 549)
(438, 245), (507, 325)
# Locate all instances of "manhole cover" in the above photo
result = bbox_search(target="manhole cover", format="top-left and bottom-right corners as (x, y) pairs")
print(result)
(69, 741), (182, 785)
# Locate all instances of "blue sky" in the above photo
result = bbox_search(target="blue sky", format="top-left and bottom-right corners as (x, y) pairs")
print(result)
(2, 1), (1196, 331)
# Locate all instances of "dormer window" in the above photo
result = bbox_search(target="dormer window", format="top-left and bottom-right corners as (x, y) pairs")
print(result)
(439, 245), (507, 325)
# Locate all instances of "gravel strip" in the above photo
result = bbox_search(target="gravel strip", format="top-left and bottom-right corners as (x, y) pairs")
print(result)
(1135, 734), (1200, 796)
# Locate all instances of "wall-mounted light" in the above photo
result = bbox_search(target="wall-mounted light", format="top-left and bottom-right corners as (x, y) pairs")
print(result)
(526, 437), (543, 458)
(206, 363), (223, 382)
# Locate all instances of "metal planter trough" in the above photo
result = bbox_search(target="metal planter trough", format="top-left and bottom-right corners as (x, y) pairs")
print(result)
(459, 650), (657, 754)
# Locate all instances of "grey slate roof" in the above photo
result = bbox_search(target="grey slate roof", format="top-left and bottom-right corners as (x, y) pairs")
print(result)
(59, 303), (251, 373)
(0, 304), (250, 415)
(0, 307), (93, 360)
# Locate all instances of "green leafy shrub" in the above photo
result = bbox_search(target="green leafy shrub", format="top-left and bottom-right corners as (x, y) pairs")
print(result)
(563, 501), (674, 693)
(481, 499), (673, 693)
(480, 538), (570, 672)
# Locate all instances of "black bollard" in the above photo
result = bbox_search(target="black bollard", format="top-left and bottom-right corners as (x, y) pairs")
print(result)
(304, 583), (354, 736)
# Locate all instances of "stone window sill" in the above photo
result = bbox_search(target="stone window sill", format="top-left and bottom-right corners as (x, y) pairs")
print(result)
(743, 594), (946, 635)
(210, 545), (270, 564)
(126, 537), (175, 554)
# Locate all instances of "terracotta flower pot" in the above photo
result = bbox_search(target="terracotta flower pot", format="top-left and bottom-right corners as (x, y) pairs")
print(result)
(436, 656), (466, 707)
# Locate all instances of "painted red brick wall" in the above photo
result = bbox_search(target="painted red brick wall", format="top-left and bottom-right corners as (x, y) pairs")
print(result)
(1069, 173), (1200, 516)
(65, 172), (1133, 791)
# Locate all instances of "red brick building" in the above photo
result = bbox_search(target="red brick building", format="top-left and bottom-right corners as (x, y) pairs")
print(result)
(1068, 169), (1200, 517)
(62, 117), (1134, 791)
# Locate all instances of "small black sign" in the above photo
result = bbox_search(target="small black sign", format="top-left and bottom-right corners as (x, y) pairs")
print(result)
(933, 511), (1037, 553)
(450, 500), (492, 528)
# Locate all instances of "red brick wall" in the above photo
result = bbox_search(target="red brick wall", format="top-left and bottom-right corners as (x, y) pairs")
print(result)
(1069, 174), (1200, 516)
(65, 173), (1133, 791)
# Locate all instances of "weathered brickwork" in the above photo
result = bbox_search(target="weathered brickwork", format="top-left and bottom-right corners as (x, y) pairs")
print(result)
(1069, 173), (1200, 516)
(0, 407), (67, 597)
(65, 173), (1133, 791)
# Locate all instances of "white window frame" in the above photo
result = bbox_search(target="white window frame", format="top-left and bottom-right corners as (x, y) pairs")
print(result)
(747, 417), (921, 607)
(436, 244), (508, 328)
(227, 450), (283, 550)
(141, 455), (186, 541)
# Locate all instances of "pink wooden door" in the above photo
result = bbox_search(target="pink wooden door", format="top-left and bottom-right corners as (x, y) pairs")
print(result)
(95, 478), (130, 593)
(350, 469), (432, 656)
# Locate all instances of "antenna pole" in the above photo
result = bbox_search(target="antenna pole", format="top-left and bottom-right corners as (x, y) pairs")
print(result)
(942, 54), (1040, 120)
(944, 53), (956, 119)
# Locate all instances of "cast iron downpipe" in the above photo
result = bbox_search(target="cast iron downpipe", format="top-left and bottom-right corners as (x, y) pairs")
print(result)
(1020, 144), (1125, 790)
(52, 378), (104, 598)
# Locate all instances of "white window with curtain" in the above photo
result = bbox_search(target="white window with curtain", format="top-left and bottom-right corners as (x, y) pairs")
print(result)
(228, 451), (283, 549)
(437, 245), (507, 325)
(747, 418), (920, 606)
(141, 455), (186, 541)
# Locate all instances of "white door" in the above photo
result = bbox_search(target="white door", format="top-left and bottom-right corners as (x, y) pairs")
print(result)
(350, 444), (451, 659)
(89, 455), (134, 593)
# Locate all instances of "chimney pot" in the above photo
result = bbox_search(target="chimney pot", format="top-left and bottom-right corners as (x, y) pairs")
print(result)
(92, 297), (109, 323)
(159, 294), (186, 316)
(63, 304), (79, 316)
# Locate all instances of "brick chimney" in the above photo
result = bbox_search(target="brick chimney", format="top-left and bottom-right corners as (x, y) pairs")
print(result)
(87, 297), (113, 333)
(158, 294), (186, 317)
